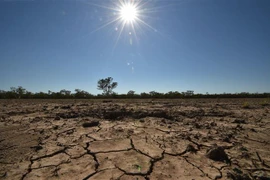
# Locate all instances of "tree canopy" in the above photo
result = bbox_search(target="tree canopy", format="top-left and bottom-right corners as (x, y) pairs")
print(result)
(97, 77), (118, 95)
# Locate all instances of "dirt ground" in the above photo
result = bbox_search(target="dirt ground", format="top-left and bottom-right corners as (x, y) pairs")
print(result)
(0, 99), (269, 180)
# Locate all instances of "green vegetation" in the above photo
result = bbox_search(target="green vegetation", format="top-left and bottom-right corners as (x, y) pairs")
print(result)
(0, 87), (269, 99)
(260, 99), (269, 106)
(0, 78), (269, 99)
(242, 102), (250, 109)
(97, 77), (118, 95)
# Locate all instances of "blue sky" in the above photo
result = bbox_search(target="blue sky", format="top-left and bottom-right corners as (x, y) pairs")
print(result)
(0, 0), (269, 94)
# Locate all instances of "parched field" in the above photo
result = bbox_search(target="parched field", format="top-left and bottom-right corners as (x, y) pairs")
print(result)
(0, 99), (269, 180)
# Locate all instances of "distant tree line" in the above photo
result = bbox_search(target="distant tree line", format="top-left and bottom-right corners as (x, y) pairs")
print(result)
(1, 77), (269, 99)
(0, 86), (269, 99)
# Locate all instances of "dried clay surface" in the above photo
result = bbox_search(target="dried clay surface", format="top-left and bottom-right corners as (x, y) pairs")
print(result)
(0, 99), (269, 180)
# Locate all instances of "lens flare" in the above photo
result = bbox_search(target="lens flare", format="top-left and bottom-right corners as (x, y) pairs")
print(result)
(120, 4), (138, 23)
(83, 0), (162, 49)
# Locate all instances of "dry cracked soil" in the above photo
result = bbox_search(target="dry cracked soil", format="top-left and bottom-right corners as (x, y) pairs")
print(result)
(0, 99), (269, 180)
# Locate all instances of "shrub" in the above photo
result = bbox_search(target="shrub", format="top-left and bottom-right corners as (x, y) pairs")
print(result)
(260, 100), (269, 107)
(242, 102), (250, 109)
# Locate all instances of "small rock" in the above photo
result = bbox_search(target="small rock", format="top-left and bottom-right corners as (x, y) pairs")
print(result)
(236, 124), (243, 129)
(253, 170), (270, 180)
(31, 117), (42, 123)
(194, 122), (201, 129)
(239, 146), (248, 152)
(210, 121), (217, 126)
(233, 167), (243, 174)
(139, 119), (145, 123)
(206, 146), (229, 162)
(227, 171), (251, 180)
(223, 136), (230, 143)
(82, 120), (100, 128)
(205, 124), (211, 129)
(116, 127), (124, 132)
(241, 151), (250, 158)
(186, 144), (197, 153)
(31, 145), (43, 151)
(201, 137), (208, 142)
(127, 129), (134, 135)
(233, 119), (246, 124)
(0, 172), (7, 178)
(54, 116), (61, 120)
(77, 103), (88, 107)
(194, 134), (200, 139)
(161, 119), (166, 124)
(61, 105), (71, 109)
(103, 110), (125, 120)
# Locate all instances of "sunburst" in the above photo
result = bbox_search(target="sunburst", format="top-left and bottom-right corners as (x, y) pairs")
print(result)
(84, 0), (157, 47)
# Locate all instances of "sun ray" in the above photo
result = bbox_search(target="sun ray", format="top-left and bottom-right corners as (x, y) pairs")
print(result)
(90, 17), (122, 34)
(131, 21), (139, 44)
(136, 18), (156, 32)
(83, 1), (119, 11)
(113, 21), (126, 52)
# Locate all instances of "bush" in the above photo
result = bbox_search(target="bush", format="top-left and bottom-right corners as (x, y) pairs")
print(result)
(260, 100), (269, 107)
(242, 102), (250, 109)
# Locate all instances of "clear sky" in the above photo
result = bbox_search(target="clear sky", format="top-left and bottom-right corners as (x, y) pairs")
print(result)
(0, 0), (269, 94)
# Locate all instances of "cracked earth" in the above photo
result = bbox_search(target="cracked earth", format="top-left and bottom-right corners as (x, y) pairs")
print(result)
(0, 99), (269, 180)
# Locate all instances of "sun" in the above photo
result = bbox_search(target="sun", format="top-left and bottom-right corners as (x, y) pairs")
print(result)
(85, 0), (158, 48)
(120, 4), (138, 23)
